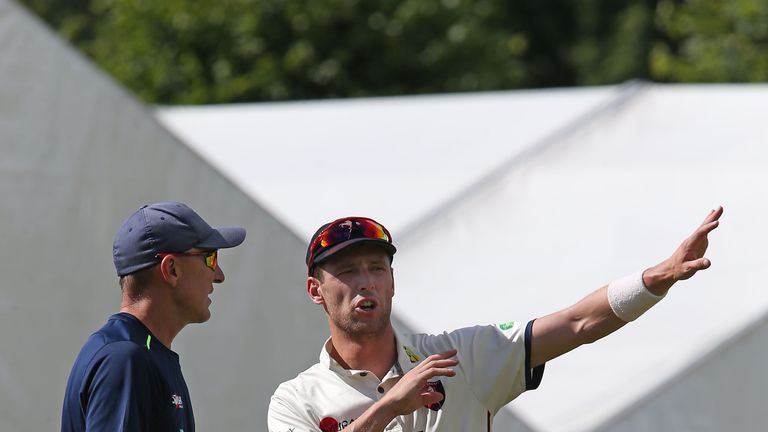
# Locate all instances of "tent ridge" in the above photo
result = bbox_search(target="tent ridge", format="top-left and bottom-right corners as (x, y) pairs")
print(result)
(157, 119), (309, 245)
(397, 80), (649, 244)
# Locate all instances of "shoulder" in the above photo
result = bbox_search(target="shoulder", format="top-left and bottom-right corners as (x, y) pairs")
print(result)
(270, 361), (348, 412)
(269, 366), (330, 431)
(399, 323), (527, 356)
(269, 363), (325, 422)
(81, 339), (155, 386)
(73, 325), (149, 369)
(272, 362), (326, 399)
(97, 340), (152, 363)
(89, 315), (158, 367)
(396, 327), (477, 350)
(69, 340), (159, 408)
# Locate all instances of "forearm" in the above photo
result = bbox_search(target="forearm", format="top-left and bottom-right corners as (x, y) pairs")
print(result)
(531, 286), (626, 367)
(569, 286), (628, 343)
(349, 400), (397, 432)
(569, 264), (672, 339)
(532, 264), (674, 366)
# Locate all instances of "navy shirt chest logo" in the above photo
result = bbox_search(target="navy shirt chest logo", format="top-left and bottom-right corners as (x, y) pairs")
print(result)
(171, 394), (184, 409)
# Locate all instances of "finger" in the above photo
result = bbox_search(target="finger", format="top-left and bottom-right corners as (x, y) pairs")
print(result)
(423, 358), (459, 368)
(416, 350), (458, 368)
(429, 349), (458, 359)
(420, 390), (445, 406)
(415, 359), (459, 374)
(419, 367), (457, 380)
(695, 220), (720, 236)
(701, 206), (724, 225)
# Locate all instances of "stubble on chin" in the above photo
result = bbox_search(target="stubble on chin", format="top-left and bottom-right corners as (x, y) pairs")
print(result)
(331, 306), (392, 340)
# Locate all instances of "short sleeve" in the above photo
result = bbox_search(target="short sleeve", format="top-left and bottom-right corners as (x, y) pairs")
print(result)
(446, 320), (544, 413)
(82, 342), (157, 432)
(268, 386), (319, 432)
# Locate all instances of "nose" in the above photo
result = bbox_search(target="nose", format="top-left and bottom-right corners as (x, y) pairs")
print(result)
(358, 268), (375, 291)
(213, 264), (225, 283)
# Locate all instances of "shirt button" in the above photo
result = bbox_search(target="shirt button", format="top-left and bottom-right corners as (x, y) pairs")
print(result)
(377, 386), (384, 394)
(360, 372), (367, 377)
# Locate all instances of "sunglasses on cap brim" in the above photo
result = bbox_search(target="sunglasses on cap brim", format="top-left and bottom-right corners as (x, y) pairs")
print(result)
(307, 217), (392, 274)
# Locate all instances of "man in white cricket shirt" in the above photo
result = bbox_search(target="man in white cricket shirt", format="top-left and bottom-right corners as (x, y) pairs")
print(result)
(268, 208), (722, 432)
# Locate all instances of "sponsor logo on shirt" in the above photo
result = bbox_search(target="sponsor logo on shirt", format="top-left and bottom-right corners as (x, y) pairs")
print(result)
(499, 321), (517, 330)
(403, 345), (420, 363)
(171, 394), (184, 409)
(319, 416), (356, 431)
(424, 380), (446, 412)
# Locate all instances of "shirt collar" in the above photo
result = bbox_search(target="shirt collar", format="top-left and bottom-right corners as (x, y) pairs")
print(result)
(318, 328), (422, 378)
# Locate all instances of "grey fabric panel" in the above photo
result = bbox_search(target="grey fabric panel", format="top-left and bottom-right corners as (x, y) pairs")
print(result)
(597, 311), (768, 432)
(0, 1), (326, 430)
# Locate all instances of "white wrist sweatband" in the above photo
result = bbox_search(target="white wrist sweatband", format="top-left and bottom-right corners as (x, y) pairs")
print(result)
(607, 271), (666, 322)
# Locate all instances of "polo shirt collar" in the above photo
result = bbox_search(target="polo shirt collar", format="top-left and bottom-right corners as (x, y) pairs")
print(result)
(318, 328), (421, 378)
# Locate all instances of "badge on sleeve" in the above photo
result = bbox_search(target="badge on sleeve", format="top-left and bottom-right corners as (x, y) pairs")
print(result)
(424, 380), (446, 411)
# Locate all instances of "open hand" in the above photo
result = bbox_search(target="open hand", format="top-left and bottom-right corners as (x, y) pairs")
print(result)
(671, 206), (723, 280)
(644, 206), (723, 294)
(379, 349), (458, 417)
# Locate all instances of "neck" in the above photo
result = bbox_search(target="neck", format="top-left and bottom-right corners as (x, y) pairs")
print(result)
(328, 324), (397, 380)
(120, 297), (183, 349)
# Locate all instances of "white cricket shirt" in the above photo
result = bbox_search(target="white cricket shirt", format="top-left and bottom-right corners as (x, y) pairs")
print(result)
(268, 320), (544, 432)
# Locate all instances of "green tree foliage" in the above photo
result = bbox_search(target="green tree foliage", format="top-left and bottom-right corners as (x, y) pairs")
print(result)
(651, 0), (768, 81)
(19, 0), (768, 104)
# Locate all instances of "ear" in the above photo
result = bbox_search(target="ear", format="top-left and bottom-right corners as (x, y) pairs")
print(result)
(159, 255), (181, 287)
(307, 276), (325, 305)
(390, 266), (395, 297)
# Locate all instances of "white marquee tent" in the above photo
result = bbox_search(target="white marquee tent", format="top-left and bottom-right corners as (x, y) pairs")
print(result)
(159, 84), (768, 431)
(3, 0), (768, 430)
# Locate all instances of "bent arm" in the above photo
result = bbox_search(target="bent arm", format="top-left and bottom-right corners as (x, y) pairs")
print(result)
(351, 351), (459, 432)
(268, 351), (459, 432)
(530, 206), (723, 368)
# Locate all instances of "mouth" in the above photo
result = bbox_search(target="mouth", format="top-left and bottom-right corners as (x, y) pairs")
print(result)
(354, 299), (377, 313)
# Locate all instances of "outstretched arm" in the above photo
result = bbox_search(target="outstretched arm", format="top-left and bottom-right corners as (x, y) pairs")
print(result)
(351, 350), (458, 432)
(530, 206), (723, 368)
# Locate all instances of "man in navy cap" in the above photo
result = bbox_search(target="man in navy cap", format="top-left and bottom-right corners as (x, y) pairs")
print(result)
(62, 202), (246, 432)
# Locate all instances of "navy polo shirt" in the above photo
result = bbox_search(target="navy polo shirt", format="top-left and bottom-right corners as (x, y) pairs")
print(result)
(61, 313), (195, 432)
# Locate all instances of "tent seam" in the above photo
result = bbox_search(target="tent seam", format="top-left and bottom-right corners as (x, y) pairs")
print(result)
(396, 80), (650, 245)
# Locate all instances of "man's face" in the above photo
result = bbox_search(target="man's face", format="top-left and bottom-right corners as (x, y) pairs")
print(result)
(312, 243), (394, 339)
(173, 248), (225, 324)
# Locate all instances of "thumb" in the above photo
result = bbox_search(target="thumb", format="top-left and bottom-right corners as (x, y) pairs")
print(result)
(681, 257), (711, 278)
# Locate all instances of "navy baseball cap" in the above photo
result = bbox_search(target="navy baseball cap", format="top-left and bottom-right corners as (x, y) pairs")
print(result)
(306, 216), (396, 274)
(113, 202), (246, 276)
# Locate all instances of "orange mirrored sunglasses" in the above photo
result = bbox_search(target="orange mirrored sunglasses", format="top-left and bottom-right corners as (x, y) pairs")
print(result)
(307, 217), (391, 273)
(156, 250), (218, 270)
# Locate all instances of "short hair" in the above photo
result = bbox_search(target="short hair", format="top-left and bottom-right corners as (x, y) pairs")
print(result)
(118, 265), (157, 300)
(311, 265), (324, 282)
